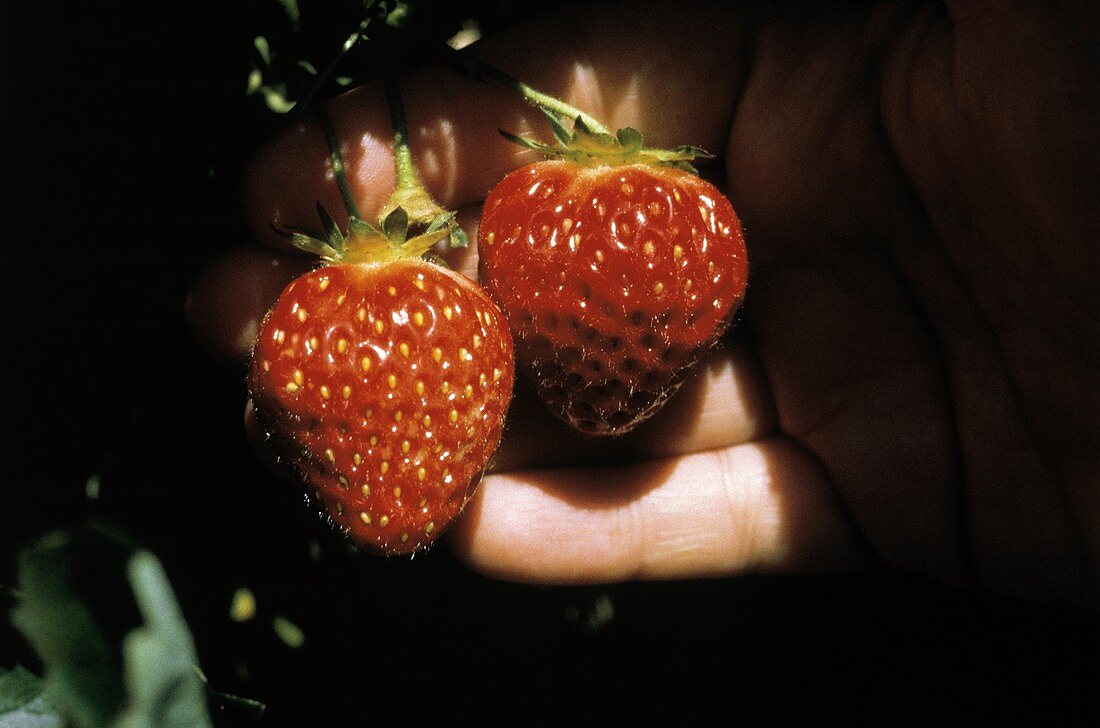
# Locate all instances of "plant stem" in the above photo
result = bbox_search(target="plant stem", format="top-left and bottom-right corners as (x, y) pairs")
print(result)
(444, 46), (612, 135)
(383, 76), (425, 194)
(317, 106), (362, 221)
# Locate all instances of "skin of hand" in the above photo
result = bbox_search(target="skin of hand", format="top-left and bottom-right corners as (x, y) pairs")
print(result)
(186, 0), (1099, 607)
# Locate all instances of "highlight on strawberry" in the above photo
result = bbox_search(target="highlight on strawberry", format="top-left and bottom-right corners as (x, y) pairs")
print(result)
(462, 54), (748, 436)
(248, 79), (514, 555)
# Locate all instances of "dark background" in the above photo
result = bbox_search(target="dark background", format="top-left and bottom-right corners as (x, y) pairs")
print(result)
(1, 1), (1097, 724)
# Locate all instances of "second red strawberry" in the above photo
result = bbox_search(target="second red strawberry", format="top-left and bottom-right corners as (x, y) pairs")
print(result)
(478, 160), (748, 436)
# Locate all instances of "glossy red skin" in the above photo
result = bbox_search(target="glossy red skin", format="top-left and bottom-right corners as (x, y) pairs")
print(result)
(478, 161), (747, 435)
(249, 259), (514, 554)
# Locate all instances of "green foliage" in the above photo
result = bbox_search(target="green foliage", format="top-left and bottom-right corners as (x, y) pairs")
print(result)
(0, 666), (63, 727)
(10, 532), (214, 728)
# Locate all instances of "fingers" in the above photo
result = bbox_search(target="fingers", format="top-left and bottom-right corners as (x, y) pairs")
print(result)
(448, 435), (865, 583)
(241, 1), (750, 246)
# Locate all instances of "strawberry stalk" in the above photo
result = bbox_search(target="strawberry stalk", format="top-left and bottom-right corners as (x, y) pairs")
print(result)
(443, 46), (611, 135)
(281, 79), (465, 263)
(446, 47), (712, 172)
(317, 107), (363, 222)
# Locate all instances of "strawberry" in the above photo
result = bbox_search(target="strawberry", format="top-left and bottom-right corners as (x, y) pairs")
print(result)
(478, 119), (747, 435)
(248, 86), (513, 555)
(250, 253), (513, 554)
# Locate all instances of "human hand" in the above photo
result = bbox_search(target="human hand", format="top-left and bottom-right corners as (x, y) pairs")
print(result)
(188, 0), (1099, 607)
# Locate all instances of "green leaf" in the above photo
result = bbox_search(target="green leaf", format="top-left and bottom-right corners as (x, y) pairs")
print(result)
(382, 206), (409, 245)
(541, 108), (572, 147)
(448, 226), (469, 249)
(425, 211), (456, 234)
(316, 203), (345, 250)
(12, 532), (126, 727)
(498, 129), (559, 155)
(615, 127), (644, 153)
(11, 531), (215, 728)
(113, 553), (212, 728)
(347, 216), (378, 238)
(0, 666), (63, 727)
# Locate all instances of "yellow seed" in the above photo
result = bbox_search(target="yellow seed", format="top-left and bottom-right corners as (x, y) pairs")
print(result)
(338, 475), (348, 487)
(422, 414), (431, 427)
(380, 461), (389, 474)
(293, 370), (304, 386)
(449, 409), (459, 423)
(297, 308), (308, 323)
(360, 357), (372, 372)
(361, 484), (370, 496)
(595, 249), (605, 263)
(443, 306), (453, 320)
(464, 384), (473, 397)
(319, 385), (331, 400)
(261, 360), (270, 372)
(369, 435), (378, 446)
(673, 188), (682, 201)
(399, 342), (410, 358)
(337, 338), (348, 353)
(309, 336), (319, 351)
(402, 440), (411, 453)
(379, 515), (390, 527)
(353, 453), (362, 466)
(440, 382), (450, 393)
(357, 308), (367, 322)
(653, 281), (665, 294)
(342, 385), (352, 400)
(485, 231), (495, 246)
(458, 347), (469, 361)
(417, 467), (426, 480)
(359, 512), (371, 525)
(493, 368), (502, 381)
(413, 311), (425, 326)
(414, 278), (425, 291)
(401, 532), (409, 543)
(472, 334), (482, 349)
(425, 521), (435, 534)
(673, 245), (683, 259)
(274, 329), (285, 344)
(318, 277), (330, 291)
(285, 382), (300, 393)
(387, 374), (397, 389)
(325, 448), (335, 463)
(336, 293), (346, 306)
(479, 373), (487, 387)
(432, 347), (443, 363)
(569, 234), (580, 252)
(621, 182), (634, 195)
(643, 241), (656, 256)
(374, 320), (385, 334)
(415, 381), (425, 395)
(393, 486), (402, 498)
(419, 497), (428, 507)
(365, 408), (373, 418)
(684, 279), (693, 293)
(388, 285), (397, 297)
(394, 410), (403, 422)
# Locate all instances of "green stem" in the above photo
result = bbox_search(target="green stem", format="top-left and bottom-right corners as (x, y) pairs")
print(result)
(383, 76), (425, 194)
(317, 106), (362, 221)
(445, 46), (612, 135)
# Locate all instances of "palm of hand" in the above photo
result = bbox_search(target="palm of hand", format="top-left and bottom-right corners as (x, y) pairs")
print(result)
(192, 2), (1098, 605)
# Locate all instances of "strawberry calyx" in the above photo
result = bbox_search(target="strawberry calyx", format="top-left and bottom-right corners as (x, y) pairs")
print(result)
(502, 110), (713, 173)
(276, 75), (467, 266)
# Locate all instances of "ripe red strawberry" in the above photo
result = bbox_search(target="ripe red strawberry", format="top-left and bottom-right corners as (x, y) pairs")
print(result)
(478, 136), (747, 435)
(250, 231), (514, 555)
